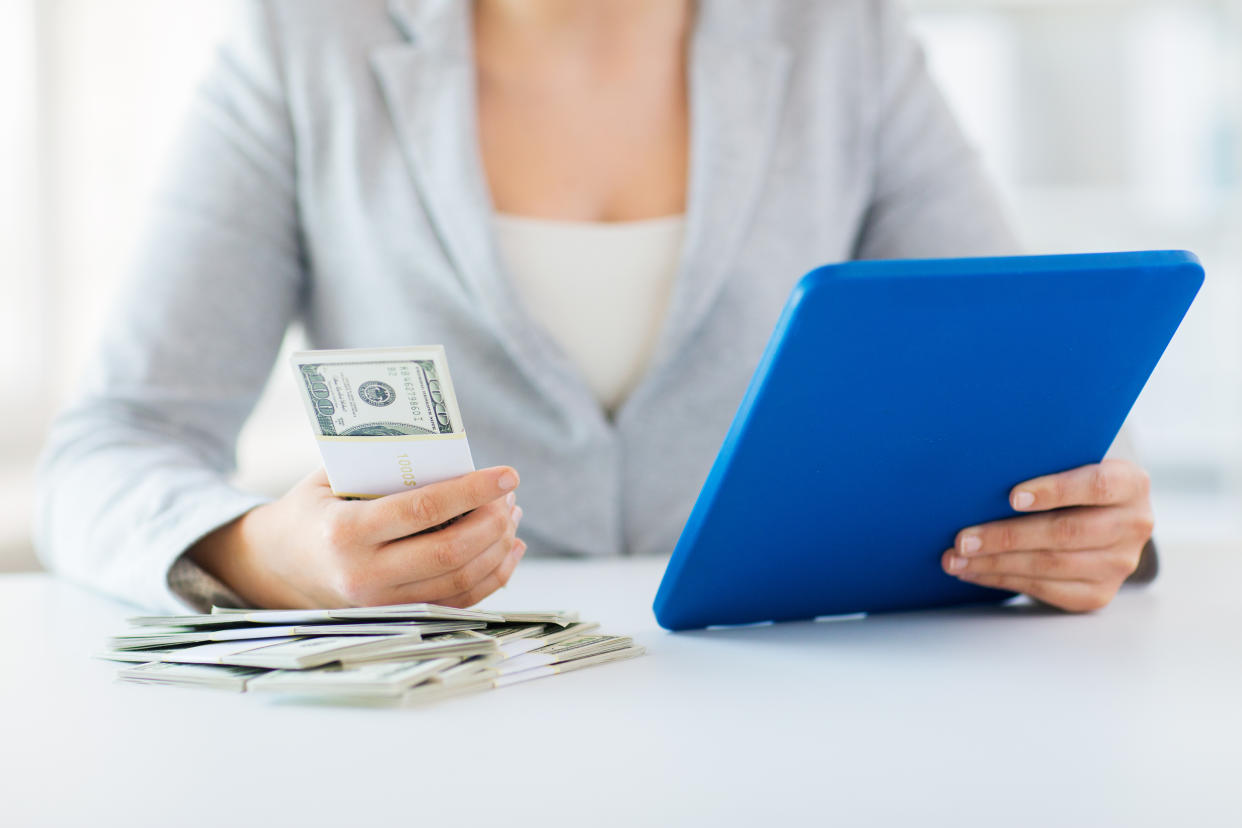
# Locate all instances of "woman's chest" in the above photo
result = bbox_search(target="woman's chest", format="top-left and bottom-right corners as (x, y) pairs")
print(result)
(475, 59), (690, 223)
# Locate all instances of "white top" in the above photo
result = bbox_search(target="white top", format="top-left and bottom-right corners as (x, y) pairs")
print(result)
(494, 213), (686, 413)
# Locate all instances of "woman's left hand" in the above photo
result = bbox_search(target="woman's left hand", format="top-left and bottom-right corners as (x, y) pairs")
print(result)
(942, 459), (1155, 612)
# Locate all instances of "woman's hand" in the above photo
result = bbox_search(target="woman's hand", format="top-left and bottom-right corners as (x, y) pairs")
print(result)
(190, 466), (525, 609)
(941, 459), (1155, 612)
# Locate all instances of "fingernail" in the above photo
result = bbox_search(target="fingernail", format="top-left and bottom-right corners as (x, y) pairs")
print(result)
(511, 505), (523, 526)
(512, 539), (527, 559)
(496, 470), (518, 491)
(1013, 491), (1035, 509)
(946, 554), (967, 573)
(959, 533), (982, 555)
(505, 491), (516, 508)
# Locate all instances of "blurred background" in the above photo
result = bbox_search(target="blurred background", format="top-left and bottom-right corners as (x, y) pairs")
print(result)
(1, 0), (1239, 572)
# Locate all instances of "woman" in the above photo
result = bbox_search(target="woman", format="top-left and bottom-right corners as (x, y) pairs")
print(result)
(35, 0), (1156, 613)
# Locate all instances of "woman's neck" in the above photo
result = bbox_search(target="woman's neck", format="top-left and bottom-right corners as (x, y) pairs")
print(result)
(475, 0), (692, 35)
(475, 0), (693, 64)
(473, 0), (692, 223)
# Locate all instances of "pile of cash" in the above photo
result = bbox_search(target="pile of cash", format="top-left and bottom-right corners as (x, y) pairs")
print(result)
(100, 603), (644, 704)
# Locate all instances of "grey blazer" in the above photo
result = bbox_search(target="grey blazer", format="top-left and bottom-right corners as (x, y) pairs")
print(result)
(35, 0), (1022, 611)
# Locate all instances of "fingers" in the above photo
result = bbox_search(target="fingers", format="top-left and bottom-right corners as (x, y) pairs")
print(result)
(954, 506), (1143, 556)
(327, 496), (522, 606)
(377, 495), (520, 583)
(436, 539), (527, 609)
(943, 460), (1155, 613)
(354, 466), (519, 544)
(948, 570), (1117, 613)
(390, 530), (523, 606)
(942, 547), (1140, 583)
(1009, 459), (1150, 512)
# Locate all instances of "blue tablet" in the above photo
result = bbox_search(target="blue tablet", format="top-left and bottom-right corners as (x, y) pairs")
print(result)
(653, 251), (1203, 631)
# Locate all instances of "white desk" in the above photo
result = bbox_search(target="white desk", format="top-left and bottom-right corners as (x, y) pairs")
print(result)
(3, 547), (1240, 827)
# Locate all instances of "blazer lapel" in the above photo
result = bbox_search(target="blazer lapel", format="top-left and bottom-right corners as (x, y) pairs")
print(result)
(373, 0), (603, 416)
(625, 8), (792, 410)
(374, 0), (792, 421)
(372, 0), (496, 307)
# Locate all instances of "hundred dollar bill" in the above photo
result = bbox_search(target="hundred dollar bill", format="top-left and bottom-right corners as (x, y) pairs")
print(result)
(492, 645), (646, 688)
(404, 643), (646, 702)
(221, 632), (497, 670)
(290, 346), (475, 498)
(476, 621), (601, 657)
(117, 662), (270, 691)
(129, 603), (501, 628)
(485, 610), (580, 627)
(496, 634), (634, 675)
(99, 638), (301, 666)
(246, 657), (460, 698)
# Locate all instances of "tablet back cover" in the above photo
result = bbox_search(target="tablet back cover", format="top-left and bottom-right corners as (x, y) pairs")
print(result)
(653, 251), (1203, 631)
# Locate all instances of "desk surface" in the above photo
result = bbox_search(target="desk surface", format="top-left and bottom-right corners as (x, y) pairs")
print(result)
(3, 546), (1240, 828)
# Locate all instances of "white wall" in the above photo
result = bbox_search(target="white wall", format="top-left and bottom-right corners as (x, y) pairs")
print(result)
(0, 0), (234, 568)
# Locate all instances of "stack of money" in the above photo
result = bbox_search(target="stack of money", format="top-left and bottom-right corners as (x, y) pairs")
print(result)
(290, 346), (477, 499)
(100, 604), (645, 705)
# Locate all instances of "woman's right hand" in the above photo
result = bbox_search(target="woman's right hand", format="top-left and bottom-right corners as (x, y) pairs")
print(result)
(189, 466), (525, 609)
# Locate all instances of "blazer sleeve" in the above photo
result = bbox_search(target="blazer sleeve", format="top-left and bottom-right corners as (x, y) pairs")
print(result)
(853, 0), (1021, 260)
(33, 0), (304, 612)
